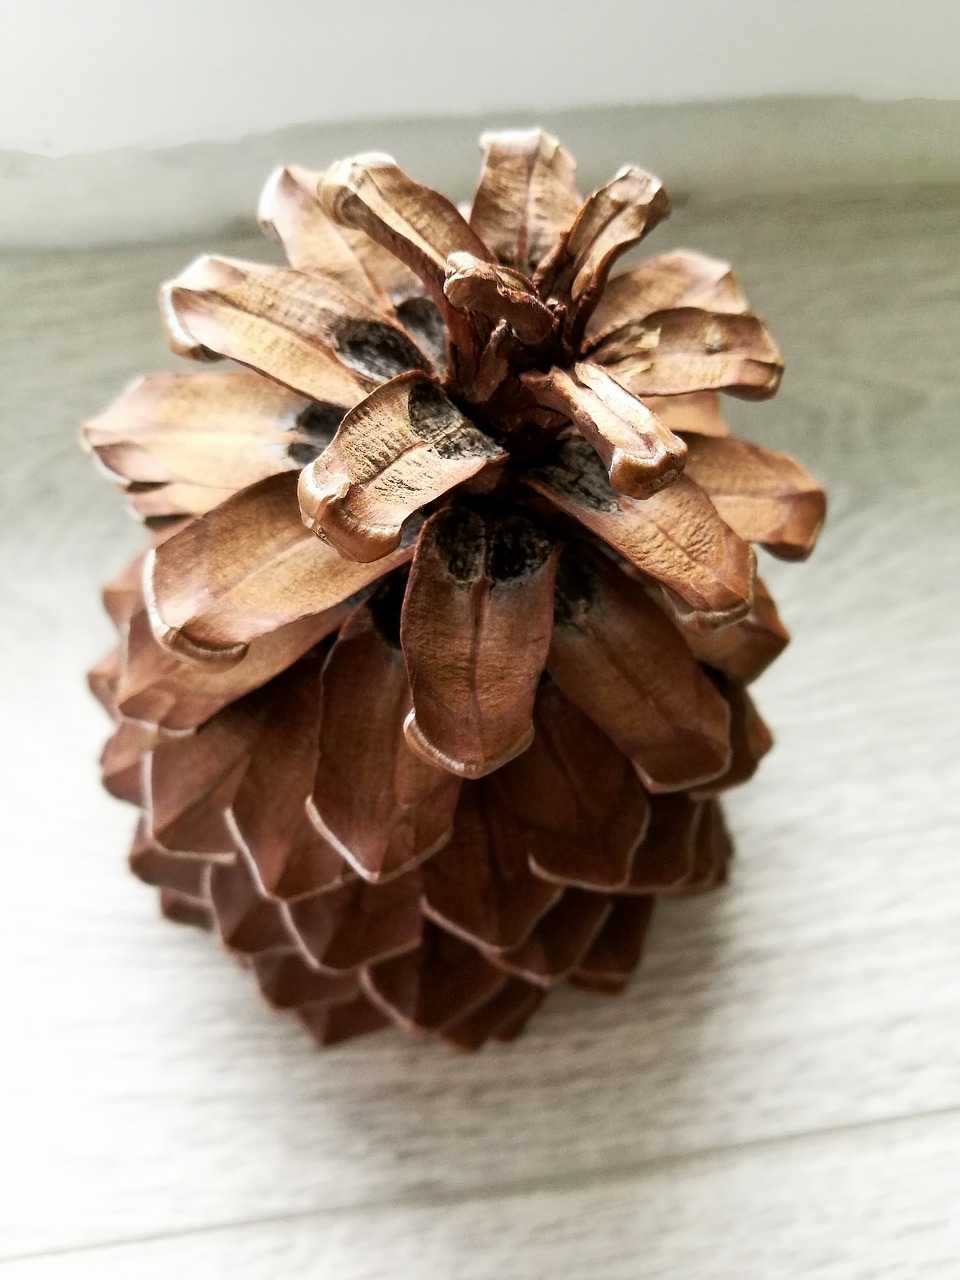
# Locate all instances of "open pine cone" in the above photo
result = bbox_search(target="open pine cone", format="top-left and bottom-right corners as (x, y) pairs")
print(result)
(82, 130), (825, 1050)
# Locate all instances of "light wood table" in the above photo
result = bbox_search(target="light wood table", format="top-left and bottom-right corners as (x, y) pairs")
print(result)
(1, 185), (958, 1278)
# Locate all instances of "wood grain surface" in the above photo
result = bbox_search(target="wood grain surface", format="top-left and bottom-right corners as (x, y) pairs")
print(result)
(1, 185), (958, 1276)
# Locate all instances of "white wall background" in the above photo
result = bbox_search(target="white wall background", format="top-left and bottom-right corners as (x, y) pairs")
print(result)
(2, 0), (960, 156)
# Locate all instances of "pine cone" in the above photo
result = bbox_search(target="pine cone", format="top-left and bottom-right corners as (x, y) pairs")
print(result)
(82, 130), (825, 1050)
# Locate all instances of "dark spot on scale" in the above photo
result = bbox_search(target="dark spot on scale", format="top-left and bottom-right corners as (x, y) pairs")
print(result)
(431, 506), (487, 582)
(408, 379), (461, 441)
(286, 402), (345, 465)
(394, 294), (447, 373)
(286, 441), (322, 467)
(552, 544), (598, 626)
(367, 568), (409, 648)
(142, 512), (185, 535)
(429, 506), (553, 585)
(396, 512), (425, 550)
(531, 438), (619, 513)
(408, 380), (500, 461)
(487, 515), (552, 583)
(335, 318), (429, 382)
